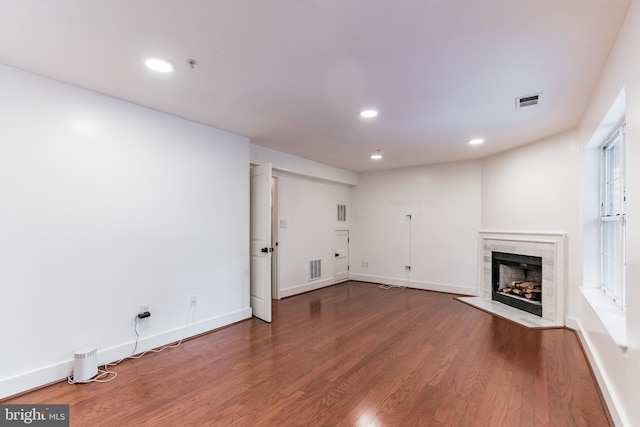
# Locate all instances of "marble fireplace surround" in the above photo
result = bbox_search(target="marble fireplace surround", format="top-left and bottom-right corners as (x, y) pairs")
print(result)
(458, 231), (567, 328)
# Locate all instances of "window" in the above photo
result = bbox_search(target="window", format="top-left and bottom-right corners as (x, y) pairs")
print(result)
(581, 89), (627, 349)
(601, 122), (626, 309)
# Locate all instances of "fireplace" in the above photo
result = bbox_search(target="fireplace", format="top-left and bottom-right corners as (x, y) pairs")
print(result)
(472, 232), (566, 327)
(491, 251), (542, 317)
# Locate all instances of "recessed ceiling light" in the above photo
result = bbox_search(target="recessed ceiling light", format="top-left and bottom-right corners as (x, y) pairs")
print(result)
(360, 109), (378, 118)
(370, 149), (382, 160)
(145, 57), (174, 73)
(468, 138), (485, 145)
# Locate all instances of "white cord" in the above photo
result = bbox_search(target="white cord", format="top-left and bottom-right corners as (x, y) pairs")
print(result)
(68, 306), (196, 385)
(378, 283), (405, 290)
(67, 367), (117, 384)
(109, 305), (196, 365)
(404, 216), (411, 288)
(392, 215), (411, 289)
(378, 216), (412, 291)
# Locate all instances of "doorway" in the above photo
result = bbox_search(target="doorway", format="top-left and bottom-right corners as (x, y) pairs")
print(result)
(333, 229), (349, 283)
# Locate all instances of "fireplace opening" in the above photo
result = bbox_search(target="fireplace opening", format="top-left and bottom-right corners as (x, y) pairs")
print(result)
(491, 251), (542, 317)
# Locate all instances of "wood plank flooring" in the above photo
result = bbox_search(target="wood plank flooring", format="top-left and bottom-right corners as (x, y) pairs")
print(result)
(3, 281), (611, 426)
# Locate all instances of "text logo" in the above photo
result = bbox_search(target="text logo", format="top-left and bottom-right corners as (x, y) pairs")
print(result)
(0, 405), (69, 426)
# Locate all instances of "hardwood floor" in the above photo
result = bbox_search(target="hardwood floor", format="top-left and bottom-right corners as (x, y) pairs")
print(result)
(4, 281), (611, 426)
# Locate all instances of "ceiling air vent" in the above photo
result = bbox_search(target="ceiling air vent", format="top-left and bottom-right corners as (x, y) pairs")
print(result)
(516, 93), (540, 108)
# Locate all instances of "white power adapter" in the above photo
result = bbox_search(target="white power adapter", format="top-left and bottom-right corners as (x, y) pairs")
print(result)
(72, 346), (97, 383)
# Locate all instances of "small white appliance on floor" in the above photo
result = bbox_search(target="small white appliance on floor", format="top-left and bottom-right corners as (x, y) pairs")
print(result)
(73, 346), (97, 383)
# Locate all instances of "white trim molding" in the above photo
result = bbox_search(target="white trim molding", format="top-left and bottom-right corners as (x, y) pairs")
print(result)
(279, 277), (335, 298)
(570, 317), (628, 427)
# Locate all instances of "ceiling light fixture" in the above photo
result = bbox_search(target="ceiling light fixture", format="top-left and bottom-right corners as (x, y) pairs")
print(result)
(145, 57), (174, 73)
(360, 109), (378, 118)
(370, 149), (382, 160)
(468, 138), (485, 145)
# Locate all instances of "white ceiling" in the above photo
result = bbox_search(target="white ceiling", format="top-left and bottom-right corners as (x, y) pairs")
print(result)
(0, 1), (632, 172)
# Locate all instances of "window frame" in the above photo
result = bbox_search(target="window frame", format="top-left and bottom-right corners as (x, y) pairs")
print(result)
(600, 121), (626, 309)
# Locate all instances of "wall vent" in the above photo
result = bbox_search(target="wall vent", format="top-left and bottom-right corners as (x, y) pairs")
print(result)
(516, 93), (540, 108)
(309, 259), (321, 280)
(337, 204), (346, 221)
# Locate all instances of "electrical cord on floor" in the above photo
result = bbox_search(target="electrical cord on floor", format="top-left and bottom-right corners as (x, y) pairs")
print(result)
(68, 306), (196, 385)
(405, 214), (412, 289)
(67, 367), (118, 384)
(108, 305), (197, 366)
(378, 283), (406, 290)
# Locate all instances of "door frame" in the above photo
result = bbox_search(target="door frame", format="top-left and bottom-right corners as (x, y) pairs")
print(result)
(271, 176), (280, 299)
(332, 227), (350, 284)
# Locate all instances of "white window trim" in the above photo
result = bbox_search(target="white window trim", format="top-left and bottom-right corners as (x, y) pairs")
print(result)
(580, 288), (628, 351)
(582, 87), (627, 351)
(599, 121), (626, 309)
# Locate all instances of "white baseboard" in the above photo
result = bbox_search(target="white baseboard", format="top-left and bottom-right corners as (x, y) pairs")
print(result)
(570, 317), (627, 427)
(565, 315), (579, 331)
(0, 307), (252, 400)
(279, 278), (334, 298)
(349, 273), (476, 296)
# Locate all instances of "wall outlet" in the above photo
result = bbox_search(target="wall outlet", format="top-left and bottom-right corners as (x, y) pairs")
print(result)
(405, 265), (412, 272)
(140, 304), (150, 314)
(361, 261), (369, 268)
(190, 295), (197, 307)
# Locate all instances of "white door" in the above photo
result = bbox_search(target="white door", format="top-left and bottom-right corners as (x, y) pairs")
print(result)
(333, 229), (349, 283)
(250, 163), (272, 322)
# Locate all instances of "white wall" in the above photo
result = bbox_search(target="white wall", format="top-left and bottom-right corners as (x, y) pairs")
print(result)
(481, 131), (580, 233)
(574, 1), (640, 425)
(480, 131), (582, 315)
(275, 173), (351, 297)
(0, 65), (251, 398)
(350, 161), (481, 294)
